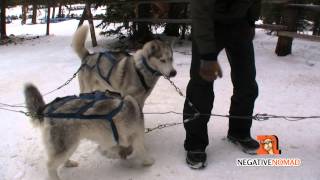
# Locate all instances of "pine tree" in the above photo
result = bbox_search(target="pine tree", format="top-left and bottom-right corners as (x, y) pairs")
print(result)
(0, 0), (7, 39)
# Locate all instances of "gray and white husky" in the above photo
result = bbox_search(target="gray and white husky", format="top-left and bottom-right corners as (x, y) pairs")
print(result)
(24, 84), (154, 180)
(72, 25), (177, 107)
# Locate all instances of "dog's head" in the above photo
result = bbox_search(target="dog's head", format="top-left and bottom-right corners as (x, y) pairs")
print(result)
(142, 40), (177, 78)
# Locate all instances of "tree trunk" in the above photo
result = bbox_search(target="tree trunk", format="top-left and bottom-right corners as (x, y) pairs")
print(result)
(0, 0), (7, 39)
(312, 12), (320, 36)
(21, 1), (28, 25)
(58, 3), (62, 18)
(46, 2), (51, 35)
(135, 4), (153, 42)
(164, 3), (184, 37)
(32, 2), (37, 24)
(51, 2), (56, 19)
(86, 3), (97, 47)
(275, 1), (299, 56)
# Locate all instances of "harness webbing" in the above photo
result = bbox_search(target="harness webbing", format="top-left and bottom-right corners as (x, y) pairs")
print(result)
(97, 51), (118, 85)
(82, 51), (160, 92)
(43, 91), (123, 143)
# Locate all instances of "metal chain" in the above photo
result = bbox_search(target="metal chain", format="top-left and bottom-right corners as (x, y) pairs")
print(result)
(162, 75), (201, 123)
(143, 112), (320, 133)
(0, 64), (84, 108)
(0, 106), (319, 134)
(1, 66), (320, 134)
(0, 107), (32, 117)
(145, 122), (183, 133)
(42, 64), (84, 96)
(0, 102), (26, 108)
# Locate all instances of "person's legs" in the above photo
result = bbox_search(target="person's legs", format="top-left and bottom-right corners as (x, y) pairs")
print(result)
(225, 24), (258, 141)
(183, 41), (215, 152)
(183, 25), (226, 168)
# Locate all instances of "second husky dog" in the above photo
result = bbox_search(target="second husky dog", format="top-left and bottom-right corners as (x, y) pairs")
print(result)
(72, 26), (177, 108)
(24, 84), (154, 180)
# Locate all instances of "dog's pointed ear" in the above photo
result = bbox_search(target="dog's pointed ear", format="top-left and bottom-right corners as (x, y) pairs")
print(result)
(162, 37), (177, 50)
(147, 40), (161, 57)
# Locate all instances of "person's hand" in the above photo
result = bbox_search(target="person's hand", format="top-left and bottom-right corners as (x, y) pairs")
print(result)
(199, 60), (223, 82)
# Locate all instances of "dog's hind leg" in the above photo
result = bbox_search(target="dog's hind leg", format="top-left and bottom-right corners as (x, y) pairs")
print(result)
(63, 140), (80, 168)
(46, 141), (79, 180)
(47, 156), (63, 180)
(45, 127), (81, 179)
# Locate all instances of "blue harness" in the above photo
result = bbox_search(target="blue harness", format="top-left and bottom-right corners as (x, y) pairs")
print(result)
(83, 51), (161, 92)
(43, 91), (123, 143)
(97, 51), (118, 85)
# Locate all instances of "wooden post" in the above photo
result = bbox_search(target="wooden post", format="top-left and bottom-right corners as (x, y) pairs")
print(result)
(46, 1), (51, 35)
(78, 6), (87, 28)
(275, 0), (299, 56)
(86, 3), (97, 47)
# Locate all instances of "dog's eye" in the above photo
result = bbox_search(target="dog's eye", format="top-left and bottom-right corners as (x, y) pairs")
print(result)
(160, 59), (166, 63)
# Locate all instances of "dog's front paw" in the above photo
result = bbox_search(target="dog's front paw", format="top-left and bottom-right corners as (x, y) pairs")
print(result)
(119, 146), (133, 159)
(64, 160), (79, 168)
(142, 156), (155, 166)
(46, 175), (60, 180)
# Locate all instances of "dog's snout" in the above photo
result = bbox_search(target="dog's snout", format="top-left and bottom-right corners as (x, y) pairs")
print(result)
(169, 70), (177, 77)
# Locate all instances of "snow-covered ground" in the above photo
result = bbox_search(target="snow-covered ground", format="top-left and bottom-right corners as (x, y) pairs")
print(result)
(1, 19), (320, 180)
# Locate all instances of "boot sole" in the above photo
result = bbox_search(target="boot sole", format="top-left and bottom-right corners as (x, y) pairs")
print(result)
(186, 158), (207, 169)
(227, 138), (258, 155)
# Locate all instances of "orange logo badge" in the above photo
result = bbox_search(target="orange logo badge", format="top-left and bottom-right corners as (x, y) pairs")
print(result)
(256, 135), (281, 155)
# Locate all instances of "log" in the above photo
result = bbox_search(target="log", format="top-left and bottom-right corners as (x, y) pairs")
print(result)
(277, 31), (320, 42)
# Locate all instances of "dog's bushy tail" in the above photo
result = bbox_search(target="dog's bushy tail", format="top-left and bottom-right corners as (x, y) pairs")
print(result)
(72, 25), (89, 60)
(24, 83), (45, 127)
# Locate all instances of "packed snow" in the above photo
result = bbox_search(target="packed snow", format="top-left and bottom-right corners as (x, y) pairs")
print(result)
(0, 18), (320, 180)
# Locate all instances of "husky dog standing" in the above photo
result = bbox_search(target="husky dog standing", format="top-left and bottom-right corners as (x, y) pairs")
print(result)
(72, 26), (177, 107)
(24, 84), (154, 180)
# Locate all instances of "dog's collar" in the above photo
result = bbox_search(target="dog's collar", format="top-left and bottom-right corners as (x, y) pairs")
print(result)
(141, 56), (162, 76)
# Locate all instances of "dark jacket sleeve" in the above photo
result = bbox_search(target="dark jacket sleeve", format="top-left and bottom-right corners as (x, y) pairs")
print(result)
(214, 0), (260, 23)
(191, 0), (218, 61)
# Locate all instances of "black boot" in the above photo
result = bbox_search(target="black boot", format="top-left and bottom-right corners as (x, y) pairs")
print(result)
(186, 150), (207, 169)
(227, 135), (259, 155)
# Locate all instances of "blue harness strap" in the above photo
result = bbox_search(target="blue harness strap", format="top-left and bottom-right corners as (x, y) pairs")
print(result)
(43, 91), (124, 143)
(97, 51), (118, 85)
